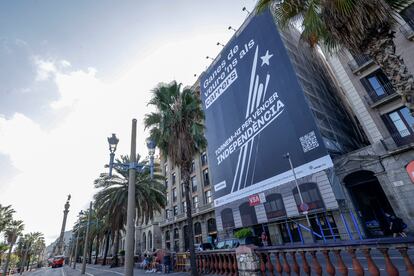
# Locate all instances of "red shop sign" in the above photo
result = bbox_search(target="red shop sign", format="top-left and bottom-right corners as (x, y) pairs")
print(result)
(406, 161), (414, 183)
(249, 194), (261, 206)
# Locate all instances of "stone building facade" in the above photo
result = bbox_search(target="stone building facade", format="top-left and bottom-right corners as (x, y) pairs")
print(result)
(325, 4), (414, 237)
(159, 152), (217, 252)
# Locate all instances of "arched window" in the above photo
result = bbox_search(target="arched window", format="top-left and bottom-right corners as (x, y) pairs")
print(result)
(142, 232), (147, 251)
(264, 193), (286, 220)
(194, 222), (202, 243)
(293, 183), (324, 211)
(221, 208), (235, 229)
(183, 225), (189, 251)
(239, 202), (258, 226)
(165, 230), (171, 250)
(174, 228), (179, 240)
(207, 218), (217, 234)
(148, 231), (153, 250)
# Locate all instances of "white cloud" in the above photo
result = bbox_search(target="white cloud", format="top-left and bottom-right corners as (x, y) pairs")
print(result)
(34, 57), (57, 81)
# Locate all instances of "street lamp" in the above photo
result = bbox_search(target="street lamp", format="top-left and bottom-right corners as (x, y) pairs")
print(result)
(228, 26), (237, 32)
(107, 134), (119, 177)
(216, 42), (225, 47)
(72, 211), (84, 269)
(106, 120), (156, 276)
(283, 152), (312, 227)
(242, 6), (251, 15)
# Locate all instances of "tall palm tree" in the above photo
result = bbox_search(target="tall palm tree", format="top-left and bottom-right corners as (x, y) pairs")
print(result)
(18, 232), (43, 274)
(93, 155), (166, 267)
(0, 204), (14, 233)
(3, 220), (24, 276)
(144, 81), (206, 276)
(257, 0), (414, 112)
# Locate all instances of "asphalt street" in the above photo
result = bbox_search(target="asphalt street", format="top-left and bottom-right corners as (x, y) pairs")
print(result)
(21, 265), (188, 276)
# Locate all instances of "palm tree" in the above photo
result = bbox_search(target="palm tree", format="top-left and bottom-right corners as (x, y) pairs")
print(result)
(0, 204), (14, 233)
(3, 220), (24, 276)
(144, 81), (206, 276)
(93, 155), (166, 267)
(18, 232), (43, 274)
(257, 0), (414, 112)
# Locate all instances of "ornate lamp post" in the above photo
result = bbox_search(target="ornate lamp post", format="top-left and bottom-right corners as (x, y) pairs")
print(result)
(106, 119), (156, 276)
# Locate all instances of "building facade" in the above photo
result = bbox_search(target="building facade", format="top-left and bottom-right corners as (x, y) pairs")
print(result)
(324, 4), (414, 238)
(159, 152), (217, 252)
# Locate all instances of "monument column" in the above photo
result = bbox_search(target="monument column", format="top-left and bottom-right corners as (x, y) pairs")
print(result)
(56, 195), (71, 255)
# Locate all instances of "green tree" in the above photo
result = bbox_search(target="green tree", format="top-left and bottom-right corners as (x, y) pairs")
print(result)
(257, 0), (414, 112)
(18, 232), (43, 274)
(2, 220), (24, 276)
(144, 81), (206, 276)
(93, 155), (166, 267)
(0, 204), (14, 233)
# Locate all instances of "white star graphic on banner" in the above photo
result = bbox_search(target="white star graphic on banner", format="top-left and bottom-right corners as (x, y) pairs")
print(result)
(260, 50), (273, 66)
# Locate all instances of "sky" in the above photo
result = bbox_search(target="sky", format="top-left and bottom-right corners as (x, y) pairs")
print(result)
(0, 0), (257, 244)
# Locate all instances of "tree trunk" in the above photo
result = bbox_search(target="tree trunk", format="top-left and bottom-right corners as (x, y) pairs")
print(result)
(102, 232), (110, 265)
(182, 167), (198, 276)
(94, 234), (100, 265)
(365, 30), (414, 112)
(111, 230), (120, 267)
(88, 237), (94, 264)
(3, 241), (14, 276)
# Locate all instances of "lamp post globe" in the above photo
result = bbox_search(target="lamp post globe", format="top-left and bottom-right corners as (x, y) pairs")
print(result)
(107, 133), (119, 176)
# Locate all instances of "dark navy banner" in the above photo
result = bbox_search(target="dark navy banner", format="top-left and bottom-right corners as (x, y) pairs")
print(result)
(200, 10), (333, 208)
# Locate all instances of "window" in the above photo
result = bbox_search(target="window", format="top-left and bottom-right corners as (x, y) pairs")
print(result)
(205, 190), (212, 204)
(181, 182), (186, 197)
(193, 196), (199, 208)
(173, 205), (178, 216)
(264, 193), (286, 220)
(165, 209), (169, 219)
(203, 169), (210, 186)
(142, 232), (147, 251)
(191, 176), (197, 192)
(148, 231), (153, 250)
(165, 231), (170, 250)
(194, 222), (202, 244)
(183, 225), (189, 251)
(201, 152), (208, 166)
(221, 208), (235, 229)
(361, 70), (394, 101)
(367, 76), (385, 96)
(172, 172), (176, 185)
(164, 163), (168, 176)
(293, 183), (325, 211)
(172, 188), (177, 202)
(239, 202), (258, 226)
(190, 160), (195, 174)
(174, 228), (179, 239)
(165, 179), (168, 188)
(207, 218), (217, 234)
(182, 201), (187, 212)
(383, 107), (414, 146)
(166, 192), (169, 206)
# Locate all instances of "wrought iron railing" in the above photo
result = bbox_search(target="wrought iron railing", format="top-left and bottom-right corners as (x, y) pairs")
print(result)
(348, 54), (373, 72)
(366, 81), (396, 103)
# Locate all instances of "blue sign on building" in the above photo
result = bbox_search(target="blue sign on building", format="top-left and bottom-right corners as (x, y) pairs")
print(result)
(200, 10), (333, 214)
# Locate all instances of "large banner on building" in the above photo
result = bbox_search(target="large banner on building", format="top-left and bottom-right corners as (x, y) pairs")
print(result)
(200, 10), (333, 211)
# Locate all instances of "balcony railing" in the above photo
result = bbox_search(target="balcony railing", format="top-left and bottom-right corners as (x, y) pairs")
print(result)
(390, 128), (414, 147)
(348, 54), (374, 73)
(366, 81), (396, 103)
(400, 20), (414, 41)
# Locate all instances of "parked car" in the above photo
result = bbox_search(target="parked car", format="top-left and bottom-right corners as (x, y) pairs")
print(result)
(195, 243), (214, 251)
(51, 255), (65, 268)
(215, 239), (240, 249)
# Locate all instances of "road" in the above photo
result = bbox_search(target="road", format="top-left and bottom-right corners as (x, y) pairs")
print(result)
(21, 265), (187, 276)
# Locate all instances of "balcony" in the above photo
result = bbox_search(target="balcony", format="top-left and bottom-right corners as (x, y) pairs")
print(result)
(400, 20), (414, 41)
(348, 54), (375, 74)
(390, 128), (414, 147)
(365, 81), (396, 104)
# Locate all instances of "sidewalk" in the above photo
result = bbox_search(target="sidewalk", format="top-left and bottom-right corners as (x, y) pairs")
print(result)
(66, 264), (189, 276)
